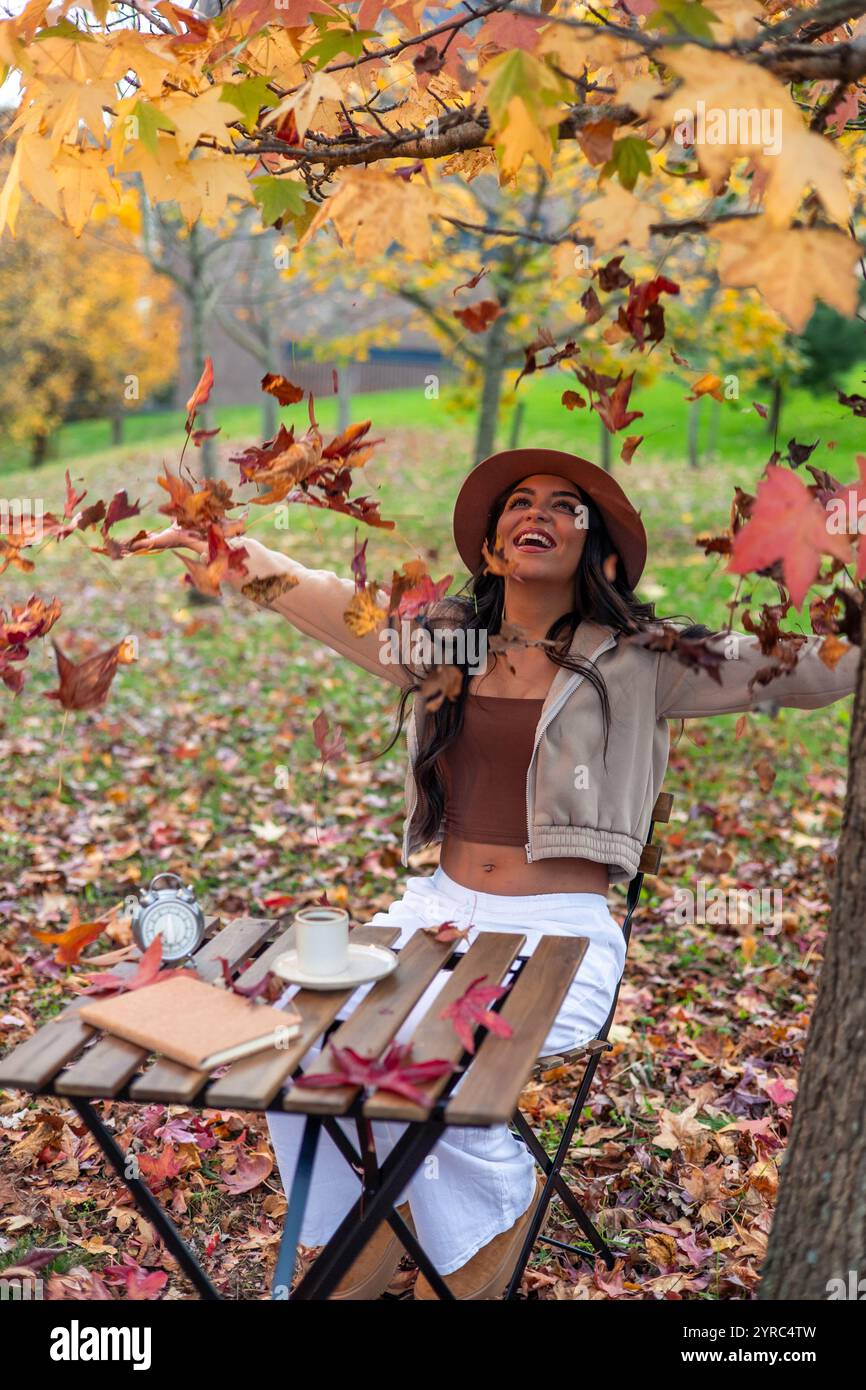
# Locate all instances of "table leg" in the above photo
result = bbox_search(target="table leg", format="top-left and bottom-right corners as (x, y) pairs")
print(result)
(271, 1114), (322, 1298)
(71, 1097), (221, 1301)
(291, 1118), (456, 1301)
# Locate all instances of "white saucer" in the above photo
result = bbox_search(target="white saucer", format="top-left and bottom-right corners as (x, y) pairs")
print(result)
(272, 943), (398, 990)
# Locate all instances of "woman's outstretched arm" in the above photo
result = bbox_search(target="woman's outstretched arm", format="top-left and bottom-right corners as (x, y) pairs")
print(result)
(135, 526), (415, 689)
(655, 627), (860, 719)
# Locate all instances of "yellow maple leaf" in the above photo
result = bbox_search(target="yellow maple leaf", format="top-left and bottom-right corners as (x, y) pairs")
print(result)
(52, 146), (119, 236)
(536, 25), (644, 83)
(0, 140), (22, 237)
(105, 32), (180, 100)
(344, 585), (388, 637)
(17, 133), (63, 221)
(711, 219), (861, 333)
(576, 182), (657, 252)
(495, 95), (560, 180)
(158, 86), (240, 158)
(297, 166), (439, 260)
(705, 0), (764, 42)
(646, 45), (850, 230)
(261, 70), (344, 142)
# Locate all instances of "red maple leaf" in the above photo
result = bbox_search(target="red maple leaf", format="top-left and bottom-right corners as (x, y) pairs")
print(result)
(439, 975), (513, 1054)
(217, 955), (274, 999)
(80, 936), (189, 996)
(728, 464), (852, 608)
(103, 1254), (168, 1300)
(422, 920), (471, 944)
(294, 1041), (453, 1107)
(454, 299), (501, 333)
(63, 470), (87, 519)
(136, 1144), (184, 1190)
(396, 573), (454, 619)
(312, 710), (346, 764)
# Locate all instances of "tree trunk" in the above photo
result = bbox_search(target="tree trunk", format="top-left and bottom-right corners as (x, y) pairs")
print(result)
(706, 397), (720, 461)
(759, 603), (866, 1298)
(599, 415), (611, 473)
(188, 222), (217, 480)
(509, 399), (525, 449)
(688, 395), (703, 469)
(261, 312), (278, 441)
(338, 363), (355, 434)
(30, 432), (49, 467)
(110, 411), (124, 447)
(473, 310), (509, 463)
(768, 378), (783, 439)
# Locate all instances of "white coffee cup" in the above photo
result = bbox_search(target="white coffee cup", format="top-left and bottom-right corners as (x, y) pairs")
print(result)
(293, 906), (350, 977)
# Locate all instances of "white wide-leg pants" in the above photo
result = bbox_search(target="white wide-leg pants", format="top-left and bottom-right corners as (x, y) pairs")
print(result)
(267, 866), (625, 1276)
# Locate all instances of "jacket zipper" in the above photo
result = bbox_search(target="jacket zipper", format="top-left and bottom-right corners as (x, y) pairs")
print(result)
(524, 633), (618, 862)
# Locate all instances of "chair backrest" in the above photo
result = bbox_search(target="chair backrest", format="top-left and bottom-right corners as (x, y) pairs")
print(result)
(623, 791), (673, 946)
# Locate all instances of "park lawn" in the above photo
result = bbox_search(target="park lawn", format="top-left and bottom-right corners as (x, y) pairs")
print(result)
(2, 353), (864, 479)
(0, 376), (858, 1299)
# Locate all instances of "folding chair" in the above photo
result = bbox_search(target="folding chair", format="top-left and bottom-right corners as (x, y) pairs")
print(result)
(503, 791), (674, 1298)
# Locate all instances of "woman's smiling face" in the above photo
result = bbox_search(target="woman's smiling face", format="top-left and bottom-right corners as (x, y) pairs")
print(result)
(496, 473), (589, 582)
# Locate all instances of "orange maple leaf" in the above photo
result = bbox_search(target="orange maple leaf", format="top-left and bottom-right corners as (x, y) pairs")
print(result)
(186, 356), (214, 431)
(32, 906), (106, 965)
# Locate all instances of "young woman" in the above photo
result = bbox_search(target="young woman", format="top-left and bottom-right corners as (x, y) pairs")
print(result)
(140, 446), (858, 1299)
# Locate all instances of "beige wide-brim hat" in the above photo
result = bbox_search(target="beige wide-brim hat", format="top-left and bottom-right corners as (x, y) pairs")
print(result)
(452, 447), (647, 590)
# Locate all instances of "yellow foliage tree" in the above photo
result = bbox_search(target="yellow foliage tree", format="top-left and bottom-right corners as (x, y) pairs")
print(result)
(0, 151), (179, 463)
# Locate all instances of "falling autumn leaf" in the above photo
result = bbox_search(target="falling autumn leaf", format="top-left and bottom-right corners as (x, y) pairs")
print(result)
(43, 637), (136, 712)
(261, 372), (304, 405)
(454, 299), (501, 333)
(185, 356), (214, 431)
(312, 710), (346, 764)
(728, 464), (852, 608)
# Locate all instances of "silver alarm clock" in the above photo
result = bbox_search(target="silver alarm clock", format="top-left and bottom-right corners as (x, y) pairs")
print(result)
(127, 873), (206, 964)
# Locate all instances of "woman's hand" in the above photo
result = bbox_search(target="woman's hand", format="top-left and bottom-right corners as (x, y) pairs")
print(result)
(129, 524), (208, 557)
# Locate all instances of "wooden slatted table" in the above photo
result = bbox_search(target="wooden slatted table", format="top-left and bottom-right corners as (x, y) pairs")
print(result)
(0, 911), (589, 1301)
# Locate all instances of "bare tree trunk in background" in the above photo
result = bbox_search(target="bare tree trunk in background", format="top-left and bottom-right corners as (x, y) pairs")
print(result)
(509, 399), (525, 448)
(188, 222), (217, 480)
(261, 309), (278, 441)
(338, 363), (355, 434)
(599, 415), (611, 472)
(30, 431), (49, 467)
(706, 397), (720, 461)
(474, 307), (509, 463)
(760, 601), (866, 1298)
(768, 378), (783, 439)
(688, 395), (702, 469)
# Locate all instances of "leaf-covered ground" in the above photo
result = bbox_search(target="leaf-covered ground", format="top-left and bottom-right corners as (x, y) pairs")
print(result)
(0, 410), (853, 1299)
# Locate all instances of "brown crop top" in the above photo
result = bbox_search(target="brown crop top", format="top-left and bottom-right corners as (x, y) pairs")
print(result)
(436, 694), (545, 846)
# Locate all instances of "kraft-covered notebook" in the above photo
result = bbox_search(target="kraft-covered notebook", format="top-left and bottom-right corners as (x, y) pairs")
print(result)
(79, 974), (301, 1070)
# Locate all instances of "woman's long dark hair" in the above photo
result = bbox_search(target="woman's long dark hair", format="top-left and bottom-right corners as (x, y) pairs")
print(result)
(372, 478), (707, 849)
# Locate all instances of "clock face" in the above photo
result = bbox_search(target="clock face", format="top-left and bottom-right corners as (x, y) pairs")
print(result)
(138, 900), (201, 961)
